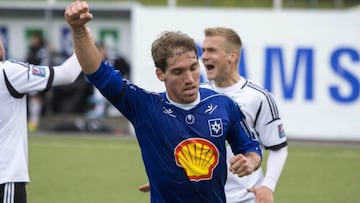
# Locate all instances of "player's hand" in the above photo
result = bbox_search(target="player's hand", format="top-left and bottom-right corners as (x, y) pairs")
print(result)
(138, 182), (150, 192)
(229, 153), (256, 177)
(64, 0), (93, 28)
(248, 186), (273, 203)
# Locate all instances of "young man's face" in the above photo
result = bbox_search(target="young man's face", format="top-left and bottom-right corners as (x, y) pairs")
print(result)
(156, 51), (200, 104)
(201, 36), (232, 82)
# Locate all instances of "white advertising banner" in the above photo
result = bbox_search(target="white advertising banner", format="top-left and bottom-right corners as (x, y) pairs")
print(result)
(131, 6), (360, 140)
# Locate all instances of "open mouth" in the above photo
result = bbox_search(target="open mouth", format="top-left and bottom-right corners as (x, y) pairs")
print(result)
(205, 64), (215, 71)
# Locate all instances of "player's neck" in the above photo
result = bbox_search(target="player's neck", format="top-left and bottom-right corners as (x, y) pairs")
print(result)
(166, 92), (200, 110)
(214, 73), (241, 88)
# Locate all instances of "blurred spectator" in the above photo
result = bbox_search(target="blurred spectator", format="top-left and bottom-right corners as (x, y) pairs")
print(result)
(25, 31), (94, 126)
(25, 31), (49, 131)
(50, 72), (93, 114)
(86, 42), (131, 118)
(97, 42), (130, 79)
(45, 46), (103, 133)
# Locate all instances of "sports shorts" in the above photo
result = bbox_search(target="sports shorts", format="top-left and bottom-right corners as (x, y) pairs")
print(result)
(0, 182), (26, 203)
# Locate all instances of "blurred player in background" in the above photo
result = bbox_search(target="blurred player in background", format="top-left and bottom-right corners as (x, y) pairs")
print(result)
(64, 1), (262, 202)
(0, 39), (82, 203)
(25, 31), (50, 131)
(201, 27), (288, 203)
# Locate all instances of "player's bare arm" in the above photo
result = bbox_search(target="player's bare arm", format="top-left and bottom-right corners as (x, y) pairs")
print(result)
(229, 152), (261, 177)
(64, 0), (101, 74)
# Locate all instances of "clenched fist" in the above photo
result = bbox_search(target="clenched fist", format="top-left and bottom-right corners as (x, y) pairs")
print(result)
(64, 0), (93, 29)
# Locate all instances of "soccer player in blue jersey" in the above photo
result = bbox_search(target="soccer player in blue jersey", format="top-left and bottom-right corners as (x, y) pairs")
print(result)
(64, 1), (262, 202)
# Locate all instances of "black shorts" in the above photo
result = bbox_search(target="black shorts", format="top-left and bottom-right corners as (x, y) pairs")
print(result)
(0, 182), (26, 203)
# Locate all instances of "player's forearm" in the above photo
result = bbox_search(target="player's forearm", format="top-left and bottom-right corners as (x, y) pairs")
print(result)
(71, 25), (102, 75)
(64, 1), (100, 74)
(52, 54), (82, 86)
(263, 146), (288, 191)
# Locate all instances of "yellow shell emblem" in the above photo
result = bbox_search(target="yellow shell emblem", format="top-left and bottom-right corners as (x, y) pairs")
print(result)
(174, 138), (219, 181)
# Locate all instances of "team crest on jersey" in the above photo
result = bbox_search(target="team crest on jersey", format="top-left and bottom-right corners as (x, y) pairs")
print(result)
(278, 124), (285, 138)
(174, 138), (219, 181)
(208, 118), (223, 137)
(185, 114), (195, 124)
(31, 65), (46, 77)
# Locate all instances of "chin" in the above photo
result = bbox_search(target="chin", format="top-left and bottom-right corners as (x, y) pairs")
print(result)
(206, 72), (215, 81)
(183, 94), (197, 103)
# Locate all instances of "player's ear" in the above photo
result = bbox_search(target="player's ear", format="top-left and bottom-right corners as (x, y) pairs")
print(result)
(229, 50), (239, 64)
(156, 68), (165, 81)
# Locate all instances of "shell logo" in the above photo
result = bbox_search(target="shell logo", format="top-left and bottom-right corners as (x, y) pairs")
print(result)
(174, 138), (219, 181)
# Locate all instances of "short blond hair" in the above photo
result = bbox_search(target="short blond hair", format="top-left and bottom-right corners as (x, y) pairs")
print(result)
(204, 27), (242, 53)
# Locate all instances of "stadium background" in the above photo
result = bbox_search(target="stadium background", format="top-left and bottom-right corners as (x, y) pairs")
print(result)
(0, 0), (359, 202)
(1, 0), (360, 141)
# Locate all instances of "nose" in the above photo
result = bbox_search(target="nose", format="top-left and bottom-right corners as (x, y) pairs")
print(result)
(184, 70), (195, 83)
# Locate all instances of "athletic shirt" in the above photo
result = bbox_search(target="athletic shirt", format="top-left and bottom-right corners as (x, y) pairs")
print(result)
(0, 55), (80, 185)
(0, 59), (54, 184)
(86, 61), (262, 203)
(202, 78), (288, 202)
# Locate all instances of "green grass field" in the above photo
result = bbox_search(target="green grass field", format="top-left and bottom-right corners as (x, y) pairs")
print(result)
(27, 133), (360, 203)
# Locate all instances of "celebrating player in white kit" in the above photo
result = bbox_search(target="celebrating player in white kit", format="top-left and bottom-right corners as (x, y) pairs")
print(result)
(201, 27), (288, 203)
(0, 39), (82, 203)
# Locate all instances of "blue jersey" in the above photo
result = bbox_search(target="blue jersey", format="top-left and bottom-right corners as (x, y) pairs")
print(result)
(87, 61), (261, 203)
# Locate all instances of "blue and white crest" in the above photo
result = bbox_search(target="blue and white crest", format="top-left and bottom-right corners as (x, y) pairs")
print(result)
(208, 118), (223, 137)
(185, 114), (195, 124)
(31, 65), (46, 77)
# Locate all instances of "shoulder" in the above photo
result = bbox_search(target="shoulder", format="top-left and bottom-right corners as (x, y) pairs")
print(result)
(5, 59), (29, 67)
(2, 59), (48, 97)
(124, 80), (162, 101)
(199, 87), (237, 107)
(199, 81), (213, 89)
(199, 87), (224, 98)
(2, 59), (29, 75)
(244, 79), (275, 102)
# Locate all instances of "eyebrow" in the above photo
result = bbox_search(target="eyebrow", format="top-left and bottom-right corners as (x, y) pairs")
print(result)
(171, 60), (198, 71)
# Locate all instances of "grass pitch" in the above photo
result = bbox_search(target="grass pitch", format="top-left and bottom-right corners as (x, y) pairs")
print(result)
(28, 134), (149, 203)
(27, 133), (360, 203)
